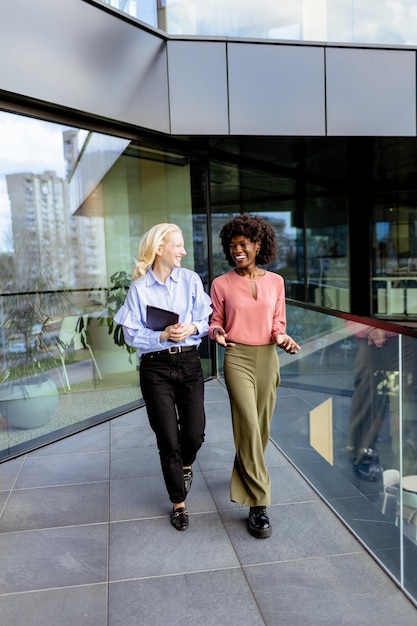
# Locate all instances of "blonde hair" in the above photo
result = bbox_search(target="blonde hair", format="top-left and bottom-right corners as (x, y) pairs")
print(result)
(132, 223), (183, 280)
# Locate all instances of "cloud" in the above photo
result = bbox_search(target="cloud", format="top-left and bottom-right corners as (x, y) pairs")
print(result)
(0, 111), (72, 253)
(0, 112), (69, 177)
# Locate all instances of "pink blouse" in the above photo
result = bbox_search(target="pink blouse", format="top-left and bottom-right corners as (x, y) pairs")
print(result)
(209, 270), (287, 346)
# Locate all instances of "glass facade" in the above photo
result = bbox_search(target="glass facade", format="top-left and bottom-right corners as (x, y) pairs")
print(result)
(100, 0), (417, 46)
(0, 112), (211, 458)
(2, 106), (417, 604)
(3, 109), (417, 459)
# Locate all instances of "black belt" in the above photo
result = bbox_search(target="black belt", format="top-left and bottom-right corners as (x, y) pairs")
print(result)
(142, 345), (197, 359)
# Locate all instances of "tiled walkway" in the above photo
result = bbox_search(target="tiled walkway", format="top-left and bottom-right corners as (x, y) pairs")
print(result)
(0, 379), (416, 625)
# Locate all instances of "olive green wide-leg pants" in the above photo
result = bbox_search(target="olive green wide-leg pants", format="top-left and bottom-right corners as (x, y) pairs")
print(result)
(224, 343), (280, 506)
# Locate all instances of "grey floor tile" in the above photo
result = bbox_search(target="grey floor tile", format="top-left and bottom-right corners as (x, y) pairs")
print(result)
(110, 464), (214, 522)
(204, 400), (231, 420)
(109, 512), (239, 580)
(269, 464), (320, 505)
(14, 452), (109, 488)
(203, 381), (230, 403)
(110, 475), (168, 520)
(0, 378), (416, 624)
(0, 482), (109, 531)
(196, 441), (236, 472)
(110, 423), (156, 450)
(109, 569), (264, 626)
(203, 469), (244, 511)
(244, 553), (417, 626)
(183, 471), (218, 512)
(204, 418), (234, 443)
(197, 439), (286, 474)
(220, 501), (363, 566)
(0, 490), (9, 512)
(31, 425), (110, 456)
(0, 524), (108, 593)
(0, 583), (108, 626)
(111, 407), (146, 427)
(265, 442), (289, 466)
(0, 456), (25, 490)
(110, 446), (161, 480)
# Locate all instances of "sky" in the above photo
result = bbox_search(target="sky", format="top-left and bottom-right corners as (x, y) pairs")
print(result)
(0, 112), (70, 253)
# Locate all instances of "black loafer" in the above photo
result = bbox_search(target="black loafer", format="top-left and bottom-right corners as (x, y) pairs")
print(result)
(183, 468), (193, 494)
(171, 506), (189, 531)
(353, 462), (382, 482)
(248, 506), (272, 538)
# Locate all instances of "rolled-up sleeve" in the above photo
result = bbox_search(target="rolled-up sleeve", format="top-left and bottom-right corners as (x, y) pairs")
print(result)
(190, 276), (212, 336)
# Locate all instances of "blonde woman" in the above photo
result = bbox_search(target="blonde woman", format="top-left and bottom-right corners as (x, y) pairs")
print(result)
(114, 223), (212, 531)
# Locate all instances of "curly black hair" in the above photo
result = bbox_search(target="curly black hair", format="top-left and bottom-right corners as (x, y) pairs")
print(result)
(219, 214), (277, 267)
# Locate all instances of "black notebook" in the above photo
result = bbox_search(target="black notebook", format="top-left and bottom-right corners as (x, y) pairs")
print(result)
(146, 305), (179, 331)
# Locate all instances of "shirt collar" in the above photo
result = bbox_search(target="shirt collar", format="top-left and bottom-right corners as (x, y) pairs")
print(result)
(146, 266), (181, 286)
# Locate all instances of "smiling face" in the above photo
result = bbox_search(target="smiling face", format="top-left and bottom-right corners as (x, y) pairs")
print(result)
(155, 230), (186, 272)
(229, 235), (260, 271)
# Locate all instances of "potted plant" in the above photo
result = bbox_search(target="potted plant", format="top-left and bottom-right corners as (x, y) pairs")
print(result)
(0, 281), (72, 429)
(78, 271), (136, 375)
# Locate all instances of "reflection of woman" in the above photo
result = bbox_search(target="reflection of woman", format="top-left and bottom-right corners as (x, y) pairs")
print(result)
(114, 223), (212, 531)
(346, 324), (396, 482)
(209, 215), (300, 539)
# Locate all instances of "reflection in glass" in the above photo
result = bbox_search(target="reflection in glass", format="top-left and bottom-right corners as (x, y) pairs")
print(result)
(372, 203), (417, 318)
(101, 0), (158, 26)
(269, 303), (417, 600)
(0, 111), (210, 458)
(305, 197), (349, 312)
(104, 0), (417, 47)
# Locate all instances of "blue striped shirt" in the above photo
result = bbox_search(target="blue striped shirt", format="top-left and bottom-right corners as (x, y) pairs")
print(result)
(113, 267), (212, 357)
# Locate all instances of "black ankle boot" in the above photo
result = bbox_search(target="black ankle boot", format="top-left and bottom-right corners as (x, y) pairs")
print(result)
(248, 506), (272, 538)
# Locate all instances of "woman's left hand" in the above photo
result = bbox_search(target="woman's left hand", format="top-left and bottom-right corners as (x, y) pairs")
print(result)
(276, 334), (301, 354)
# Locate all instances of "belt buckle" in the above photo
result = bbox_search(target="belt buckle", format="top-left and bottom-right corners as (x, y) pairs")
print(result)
(168, 346), (181, 354)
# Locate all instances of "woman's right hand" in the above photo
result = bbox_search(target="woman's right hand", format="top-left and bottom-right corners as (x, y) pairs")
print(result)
(276, 334), (301, 354)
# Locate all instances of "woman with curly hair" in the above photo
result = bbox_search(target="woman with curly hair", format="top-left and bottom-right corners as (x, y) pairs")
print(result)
(209, 214), (300, 538)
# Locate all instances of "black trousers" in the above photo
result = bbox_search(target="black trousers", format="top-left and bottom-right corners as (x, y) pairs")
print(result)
(139, 349), (205, 503)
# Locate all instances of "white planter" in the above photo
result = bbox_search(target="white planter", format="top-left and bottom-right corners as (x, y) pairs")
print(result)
(0, 376), (59, 429)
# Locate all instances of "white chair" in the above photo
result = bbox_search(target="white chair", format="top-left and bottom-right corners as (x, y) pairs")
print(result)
(56, 315), (103, 391)
(381, 468), (399, 515)
(395, 489), (417, 540)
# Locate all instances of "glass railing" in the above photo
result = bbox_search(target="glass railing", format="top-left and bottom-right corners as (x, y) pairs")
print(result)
(0, 286), (213, 461)
(0, 288), (142, 458)
(98, 0), (417, 47)
(268, 302), (417, 605)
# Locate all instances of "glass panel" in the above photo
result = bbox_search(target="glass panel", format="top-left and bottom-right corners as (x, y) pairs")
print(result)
(208, 141), (350, 311)
(267, 303), (417, 601)
(0, 110), (210, 458)
(101, 0), (158, 26)
(328, 0), (417, 46)
(305, 197), (349, 311)
(209, 160), (299, 287)
(371, 139), (417, 320)
(164, 0), (304, 39)
(214, 298), (417, 600)
(94, 0), (417, 46)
